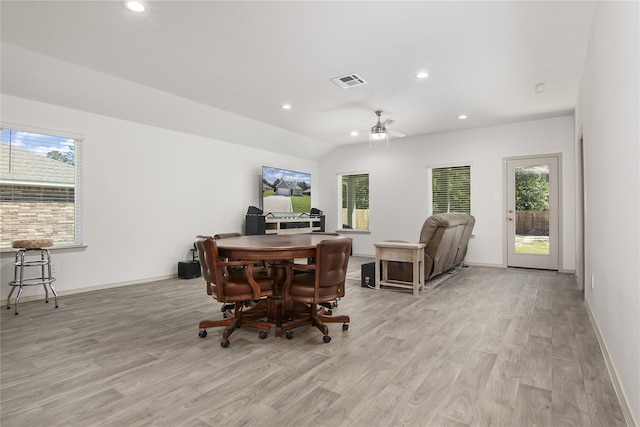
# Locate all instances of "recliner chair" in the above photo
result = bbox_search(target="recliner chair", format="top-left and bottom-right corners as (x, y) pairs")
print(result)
(387, 213), (475, 283)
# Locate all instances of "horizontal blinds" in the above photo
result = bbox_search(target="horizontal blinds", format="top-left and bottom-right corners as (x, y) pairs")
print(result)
(341, 173), (369, 209)
(432, 165), (471, 214)
(341, 173), (369, 230)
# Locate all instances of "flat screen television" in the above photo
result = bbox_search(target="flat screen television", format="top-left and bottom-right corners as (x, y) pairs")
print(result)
(261, 165), (311, 215)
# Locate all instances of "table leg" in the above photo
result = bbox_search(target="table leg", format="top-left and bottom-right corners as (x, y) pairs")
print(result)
(412, 252), (420, 296)
(375, 248), (381, 290)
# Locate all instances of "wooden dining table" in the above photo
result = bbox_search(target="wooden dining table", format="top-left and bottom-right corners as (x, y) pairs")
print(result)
(215, 233), (348, 262)
(215, 233), (351, 337)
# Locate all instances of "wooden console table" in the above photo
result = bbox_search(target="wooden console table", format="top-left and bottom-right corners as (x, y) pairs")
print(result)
(374, 241), (426, 296)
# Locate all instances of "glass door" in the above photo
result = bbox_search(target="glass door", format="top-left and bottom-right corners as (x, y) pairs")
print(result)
(506, 155), (559, 270)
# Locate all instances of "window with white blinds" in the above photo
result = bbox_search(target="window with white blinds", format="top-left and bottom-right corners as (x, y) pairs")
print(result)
(1, 126), (83, 247)
(339, 172), (369, 231)
(431, 165), (471, 214)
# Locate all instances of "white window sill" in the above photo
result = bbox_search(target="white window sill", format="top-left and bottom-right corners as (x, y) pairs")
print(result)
(1, 244), (88, 257)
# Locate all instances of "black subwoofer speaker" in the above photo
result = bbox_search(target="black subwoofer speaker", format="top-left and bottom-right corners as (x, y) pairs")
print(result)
(361, 262), (376, 288)
(178, 261), (201, 279)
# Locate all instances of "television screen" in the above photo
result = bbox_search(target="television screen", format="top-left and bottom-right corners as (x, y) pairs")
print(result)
(261, 166), (311, 214)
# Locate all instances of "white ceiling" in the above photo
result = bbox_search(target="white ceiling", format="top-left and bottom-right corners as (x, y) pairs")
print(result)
(1, 1), (596, 157)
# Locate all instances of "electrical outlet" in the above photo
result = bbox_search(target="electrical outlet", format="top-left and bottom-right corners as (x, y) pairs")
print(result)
(591, 274), (595, 290)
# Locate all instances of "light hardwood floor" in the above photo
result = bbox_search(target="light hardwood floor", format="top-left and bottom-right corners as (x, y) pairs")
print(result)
(1, 257), (627, 426)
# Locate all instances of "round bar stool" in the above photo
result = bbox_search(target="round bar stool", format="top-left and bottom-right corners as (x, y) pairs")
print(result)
(6, 239), (58, 315)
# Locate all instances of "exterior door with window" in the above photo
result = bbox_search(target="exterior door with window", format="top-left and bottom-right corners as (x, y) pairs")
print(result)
(506, 155), (559, 270)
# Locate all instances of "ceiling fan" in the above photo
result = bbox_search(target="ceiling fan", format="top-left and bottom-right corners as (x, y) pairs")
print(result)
(369, 110), (405, 149)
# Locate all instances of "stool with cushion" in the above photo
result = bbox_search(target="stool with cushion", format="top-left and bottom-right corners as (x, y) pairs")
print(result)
(7, 239), (58, 315)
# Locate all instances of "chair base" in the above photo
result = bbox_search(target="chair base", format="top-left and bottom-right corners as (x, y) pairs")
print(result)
(281, 303), (349, 342)
(198, 300), (271, 347)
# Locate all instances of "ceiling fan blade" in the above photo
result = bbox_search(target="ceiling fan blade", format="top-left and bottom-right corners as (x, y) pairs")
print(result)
(388, 129), (406, 138)
(382, 119), (395, 128)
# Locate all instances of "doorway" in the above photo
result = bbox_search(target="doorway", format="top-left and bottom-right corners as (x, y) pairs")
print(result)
(506, 155), (560, 270)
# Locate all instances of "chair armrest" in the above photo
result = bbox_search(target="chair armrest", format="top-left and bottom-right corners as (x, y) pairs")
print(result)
(281, 261), (316, 299)
(220, 259), (271, 299)
(245, 264), (267, 299)
(286, 262), (316, 272)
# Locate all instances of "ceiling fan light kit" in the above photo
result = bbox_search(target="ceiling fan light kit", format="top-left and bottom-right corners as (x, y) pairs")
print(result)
(370, 110), (390, 149)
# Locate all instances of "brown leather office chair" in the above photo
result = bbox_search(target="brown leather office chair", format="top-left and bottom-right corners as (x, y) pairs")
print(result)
(214, 232), (270, 278)
(281, 237), (352, 343)
(307, 232), (342, 310)
(213, 232), (244, 317)
(195, 235), (273, 348)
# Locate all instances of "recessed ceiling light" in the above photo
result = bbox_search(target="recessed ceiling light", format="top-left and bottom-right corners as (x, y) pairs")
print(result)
(350, 131), (359, 137)
(458, 114), (468, 120)
(281, 104), (292, 110)
(124, 1), (146, 12)
(416, 71), (429, 79)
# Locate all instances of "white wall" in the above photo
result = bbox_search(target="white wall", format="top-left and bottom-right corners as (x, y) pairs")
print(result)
(576, 1), (640, 424)
(319, 116), (576, 271)
(0, 95), (319, 299)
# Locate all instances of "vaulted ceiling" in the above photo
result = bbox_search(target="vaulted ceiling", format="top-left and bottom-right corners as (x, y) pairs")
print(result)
(1, 1), (595, 158)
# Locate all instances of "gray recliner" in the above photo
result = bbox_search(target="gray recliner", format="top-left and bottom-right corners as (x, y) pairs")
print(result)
(387, 213), (475, 282)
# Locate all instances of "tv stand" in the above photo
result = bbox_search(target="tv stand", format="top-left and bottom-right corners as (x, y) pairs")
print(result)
(245, 214), (325, 235)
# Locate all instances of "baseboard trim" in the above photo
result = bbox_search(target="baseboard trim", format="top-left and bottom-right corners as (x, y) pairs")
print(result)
(5, 274), (178, 304)
(464, 261), (504, 268)
(585, 301), (637, 427)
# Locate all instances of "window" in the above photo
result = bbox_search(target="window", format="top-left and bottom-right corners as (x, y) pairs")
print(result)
(339, 172), (369, 231)
(1, 126), (83, 247)
(430, 165), (471, 214)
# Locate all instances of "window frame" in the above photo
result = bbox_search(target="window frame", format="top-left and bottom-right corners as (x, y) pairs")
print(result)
(1, 123), (84, 249)
(337, 170), (370, 233)
(427, 162), (472, 216)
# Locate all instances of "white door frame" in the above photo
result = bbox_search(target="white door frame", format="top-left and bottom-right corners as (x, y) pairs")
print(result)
(504, 154), (562, 270)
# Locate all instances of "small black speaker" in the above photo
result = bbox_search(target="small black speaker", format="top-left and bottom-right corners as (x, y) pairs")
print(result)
(178, 261), (201, 279)
(247, 205), (263, 215)
(310, 207), (323, 216)
(361, 262), (376, 288)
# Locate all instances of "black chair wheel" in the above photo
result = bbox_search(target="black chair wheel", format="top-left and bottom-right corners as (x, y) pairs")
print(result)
(285, 331), (294, 340)
(342, 323), (349, 331)
(199, 330), (208, 338)
(221, 339), (230, 348)
(323, 335), (331, 343)
(259, 330), (268, 339)
(55, 304), (59, 308)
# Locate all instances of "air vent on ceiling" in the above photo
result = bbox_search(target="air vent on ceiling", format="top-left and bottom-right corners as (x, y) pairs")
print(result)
(331, 73), (368, 89)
